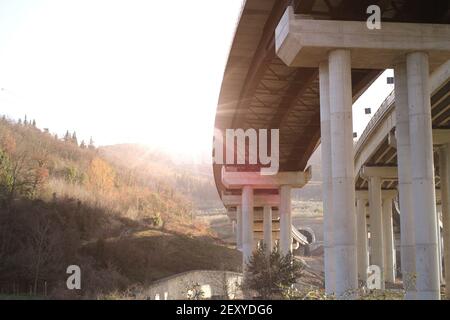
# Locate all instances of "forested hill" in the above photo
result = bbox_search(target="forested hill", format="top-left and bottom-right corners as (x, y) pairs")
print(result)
(0, 116), (239, 299)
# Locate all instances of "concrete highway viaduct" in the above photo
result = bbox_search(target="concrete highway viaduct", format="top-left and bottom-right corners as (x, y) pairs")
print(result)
(212, 0), (450, 299)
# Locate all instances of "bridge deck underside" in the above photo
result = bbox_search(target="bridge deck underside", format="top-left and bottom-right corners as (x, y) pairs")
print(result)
(214, 0), (450, 199)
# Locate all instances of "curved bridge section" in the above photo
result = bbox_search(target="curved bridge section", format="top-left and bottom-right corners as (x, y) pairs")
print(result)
(353, 59), (450, 297)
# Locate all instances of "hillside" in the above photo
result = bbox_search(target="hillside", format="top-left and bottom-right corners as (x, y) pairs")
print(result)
(0, 116), (240, 299)
(99, 144), (223, 210)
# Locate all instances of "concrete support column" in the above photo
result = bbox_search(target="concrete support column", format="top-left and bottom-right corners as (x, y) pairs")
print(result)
(369, 176), (385, 289)
(439, 144), (450, 299)
(383, 197), (396, 283)
(263, 205), (273, 255)
(242, 186), (254, 270)
(279, 185), (292, 256)
(356, 199), (369, 282)
(407, 52), (440, 300)
(329, 49), (358, 297)
(236, 205), (242, 250)
(319, 61), (335, 295)
(394, 63), (416, 297)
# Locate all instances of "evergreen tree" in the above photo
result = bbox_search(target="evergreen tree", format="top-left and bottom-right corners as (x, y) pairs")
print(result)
(242, 246), (304, 299)
(32, 119), (36, 127)
(88, 137), (95, 149)
(72, 132), (78, 145)
(80, 140), (86, 149)
(64, 130), (71, 142)
(24, 115), (28, 125)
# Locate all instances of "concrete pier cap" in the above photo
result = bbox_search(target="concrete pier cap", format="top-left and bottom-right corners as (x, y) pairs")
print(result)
(221, 166), (312, 189)
(360, 166), (398, 181)
(275, 6), (450, 69)
(356, 189), (397, 200)
(221, 192), (280, 207)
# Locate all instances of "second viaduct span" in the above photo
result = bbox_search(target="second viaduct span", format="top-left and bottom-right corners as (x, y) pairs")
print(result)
(213, 0), (450, 299)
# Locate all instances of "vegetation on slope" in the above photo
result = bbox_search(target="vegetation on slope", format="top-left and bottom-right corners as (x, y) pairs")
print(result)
(0, 116), (239, 299)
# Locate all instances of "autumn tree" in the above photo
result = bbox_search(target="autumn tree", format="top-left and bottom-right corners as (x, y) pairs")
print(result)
(87, 157), (115, 193)
(29, 150), (50, 199)
(1, 130), (16, 154)
(0, 132), (49, 202)
(0, 148), (13, 202)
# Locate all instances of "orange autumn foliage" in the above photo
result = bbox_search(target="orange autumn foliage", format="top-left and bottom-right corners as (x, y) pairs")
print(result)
(87, 157), (116, 193)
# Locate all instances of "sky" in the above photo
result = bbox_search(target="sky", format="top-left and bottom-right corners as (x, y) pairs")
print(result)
(0, 0), (392, 163)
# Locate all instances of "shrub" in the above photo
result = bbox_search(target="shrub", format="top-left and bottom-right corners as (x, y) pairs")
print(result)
(64, 166), (79, 184)
(150, 212), (163, 227)
(242, 246), (304, 299)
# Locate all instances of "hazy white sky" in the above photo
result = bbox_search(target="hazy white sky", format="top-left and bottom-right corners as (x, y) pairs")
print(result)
(0, 0), (392, 162)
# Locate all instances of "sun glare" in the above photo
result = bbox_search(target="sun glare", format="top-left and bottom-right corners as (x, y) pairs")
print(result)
(0, 0), (244, 161)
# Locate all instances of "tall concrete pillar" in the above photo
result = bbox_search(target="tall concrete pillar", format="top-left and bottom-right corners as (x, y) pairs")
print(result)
(236, 205), (242, 250)
(369, 176), (385, 289)
(394, 63), (416, 298)
(263, 205), (273, 255)
(242, 186), (254, 270)
(329, 49), (357, 297)
(407, 52), (440, 300)
(356, 198), (369, 282)
(279, 185), (292, 256)
(439, 144), (450, 299)
(319, 61), (335, 295)
(383, 196), (396, 283)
